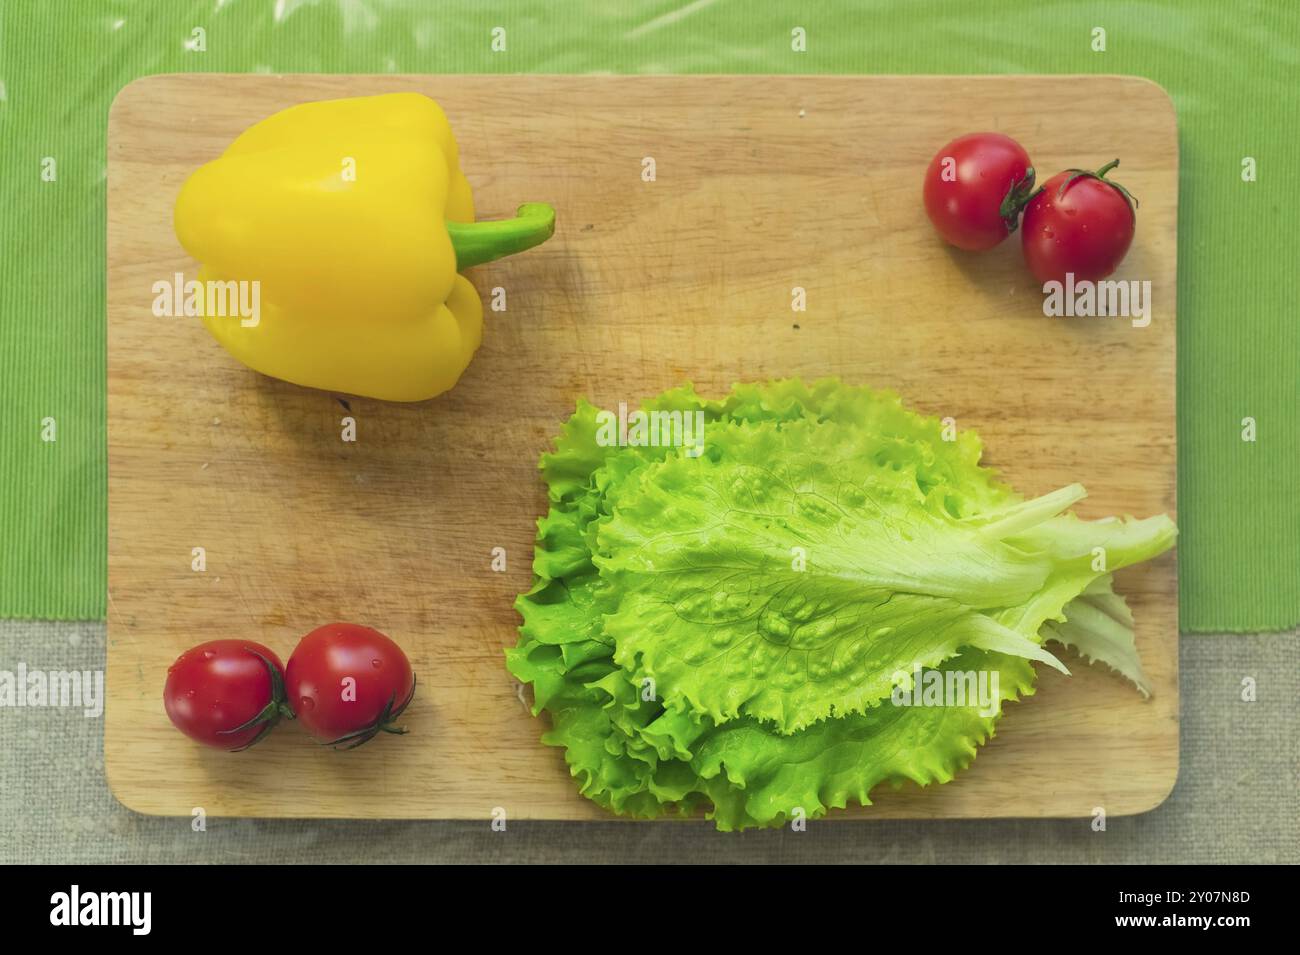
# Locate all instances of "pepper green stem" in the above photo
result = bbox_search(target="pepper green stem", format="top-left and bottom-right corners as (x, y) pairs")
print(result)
(446, 202), (556, 270)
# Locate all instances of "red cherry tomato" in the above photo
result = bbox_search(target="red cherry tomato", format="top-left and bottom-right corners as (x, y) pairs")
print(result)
(1021, 160), (1137, 284)
(923, 132), (1036, 251)
(164, 640), (288, 751)
(285, 623), (415, 749)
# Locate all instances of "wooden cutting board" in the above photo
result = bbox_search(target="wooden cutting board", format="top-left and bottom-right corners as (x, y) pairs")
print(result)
(107, 74), (1178, 821)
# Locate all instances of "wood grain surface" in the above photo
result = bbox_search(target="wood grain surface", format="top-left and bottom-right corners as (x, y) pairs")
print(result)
(106, 74), (1178, 821)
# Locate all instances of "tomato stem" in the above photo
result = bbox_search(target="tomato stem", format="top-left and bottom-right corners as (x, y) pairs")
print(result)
(217, 650), (292, 750)
(998, 166), (1039, 232)
(317, 673), (418, 750)
(1095, 158), (1122, 179)
(1057, 158), (1139, 212)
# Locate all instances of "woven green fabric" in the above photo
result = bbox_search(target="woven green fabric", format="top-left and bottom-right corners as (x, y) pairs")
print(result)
(0, 0), (1295, 629)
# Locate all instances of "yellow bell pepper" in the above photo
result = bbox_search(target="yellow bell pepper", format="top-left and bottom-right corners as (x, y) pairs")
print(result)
(173, 92), (554, 402)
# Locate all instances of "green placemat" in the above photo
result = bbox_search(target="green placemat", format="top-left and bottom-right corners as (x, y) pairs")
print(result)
(1, 0), (1296, 630)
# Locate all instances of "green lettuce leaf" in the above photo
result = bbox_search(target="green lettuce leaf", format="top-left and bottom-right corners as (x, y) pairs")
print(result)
(1045, 576), (1152, 697)
(593, 419), (1074, 731)
(508, 379), (1177, 829)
